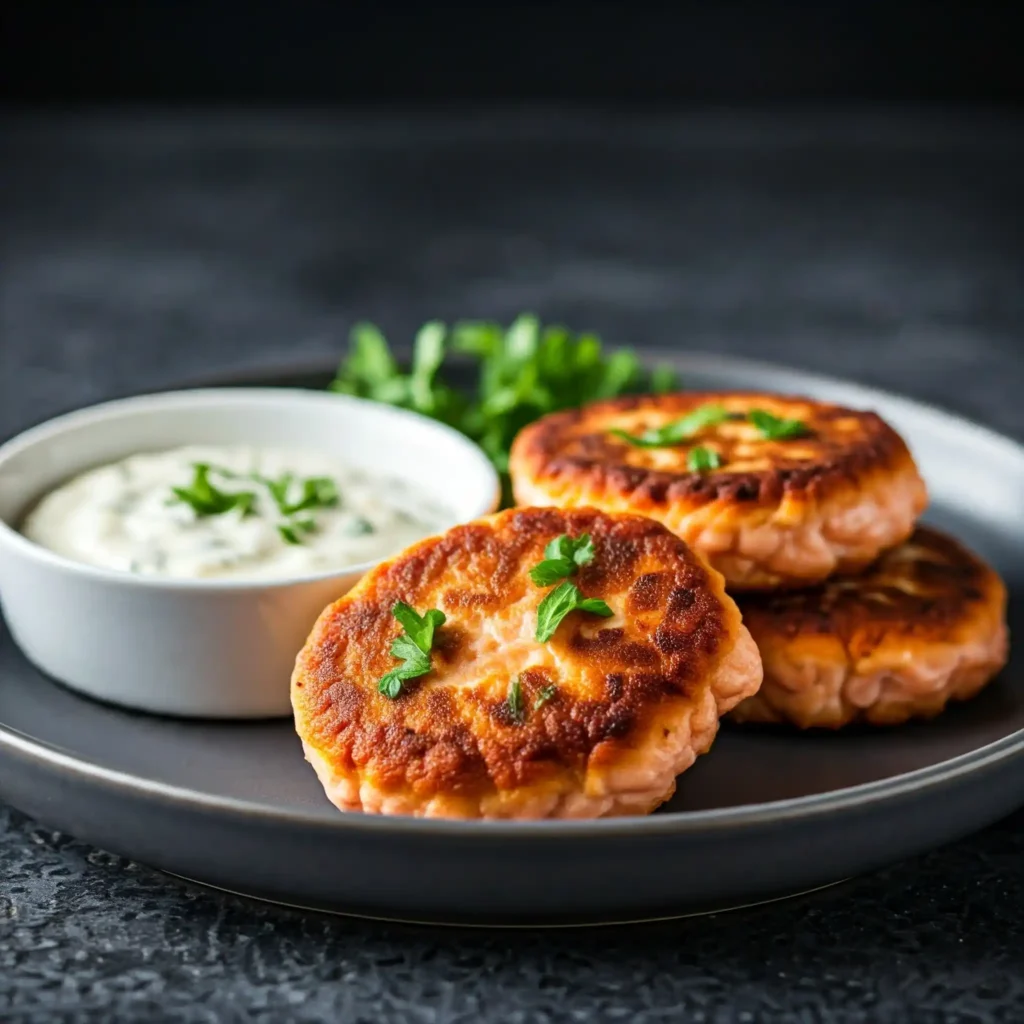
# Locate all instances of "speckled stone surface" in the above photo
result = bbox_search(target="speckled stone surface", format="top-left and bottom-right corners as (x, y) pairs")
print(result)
(1, 110), (1023, 1022)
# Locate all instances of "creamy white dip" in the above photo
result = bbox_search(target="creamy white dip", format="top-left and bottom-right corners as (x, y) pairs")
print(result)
(21, 446), (452, 580)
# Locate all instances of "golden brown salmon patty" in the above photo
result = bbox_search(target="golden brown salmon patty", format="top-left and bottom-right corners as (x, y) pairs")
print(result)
(292, 507), (762, 819)
(509, 392), (928, 589)
(730, 527), (1009, 729)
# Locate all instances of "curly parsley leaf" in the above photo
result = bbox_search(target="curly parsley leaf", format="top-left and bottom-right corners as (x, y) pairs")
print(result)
(535, 581), (613, 643)
(610, 403), (730, 449)
(528, 533), (596, 587)
(749, 409), (809, 440)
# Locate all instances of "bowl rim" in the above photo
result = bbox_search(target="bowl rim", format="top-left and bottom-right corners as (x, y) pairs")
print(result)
(0, 387), (501, 592)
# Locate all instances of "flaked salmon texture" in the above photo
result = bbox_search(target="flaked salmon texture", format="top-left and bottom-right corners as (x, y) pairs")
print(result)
(510, 392), (929, 590)
(731, 527), (1009, 728)
(292, 506), (763, 818)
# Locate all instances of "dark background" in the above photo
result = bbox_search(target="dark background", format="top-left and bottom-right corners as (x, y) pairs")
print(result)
(3, 5), (1024, 1022)
(2, 1), (1022, 106)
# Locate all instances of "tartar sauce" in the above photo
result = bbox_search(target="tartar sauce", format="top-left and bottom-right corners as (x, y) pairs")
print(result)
(21, 446), (453, 580)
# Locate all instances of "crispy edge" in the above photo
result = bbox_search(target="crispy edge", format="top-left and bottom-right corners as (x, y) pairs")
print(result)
(291, 507), (746, 802)
(509, 392), (921, 510)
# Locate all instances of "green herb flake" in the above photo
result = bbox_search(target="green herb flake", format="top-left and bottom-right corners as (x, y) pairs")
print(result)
(528, 533), (596, 587)
(261, 473), (340, 516)
(748, 409), (809, 440)
(506, 677), (526, 724)
(687, 446), (723, 472)
(343, 516), (375, 537)
(535, 581), (614, 643)
(169, 463), (257, 518)
(390, 601), (446, 655)
(610, 403), (730, 449)
(533, 684), (558, 710)
(378, 602), (447, 699)
(277, 523), (303, 545)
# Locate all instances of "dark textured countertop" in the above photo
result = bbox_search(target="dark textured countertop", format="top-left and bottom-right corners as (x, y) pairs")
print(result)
(1, 110), (1023, 1022)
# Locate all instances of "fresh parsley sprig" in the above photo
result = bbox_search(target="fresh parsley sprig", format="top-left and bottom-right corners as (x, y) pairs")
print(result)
(378, 601), (447, 699)
(329, 315), (677, 495)
(528, 533), (595, 587)
(610, 403), (729, 449)
(535, 581), (613, 643)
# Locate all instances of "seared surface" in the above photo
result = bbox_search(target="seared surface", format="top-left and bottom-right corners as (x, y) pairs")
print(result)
(733, 527), (1009, 728)
(510, 392), (928, 588)
(512, 393), (909, 504)
(293, 506), (761, 817)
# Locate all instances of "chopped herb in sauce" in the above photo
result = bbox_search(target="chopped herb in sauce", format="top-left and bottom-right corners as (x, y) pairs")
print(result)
(169, 463), (257, 518)
(261, 473), (340, 516)
(343, 516), (375, 537)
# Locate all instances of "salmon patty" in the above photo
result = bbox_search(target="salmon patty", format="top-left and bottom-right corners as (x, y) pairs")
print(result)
(292, 506), (762, 819)
(730, 527), (1008, 728)
(509, 392), (928, 589)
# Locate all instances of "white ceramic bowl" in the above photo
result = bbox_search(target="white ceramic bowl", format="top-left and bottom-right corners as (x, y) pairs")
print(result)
(0, 388), (499, 718)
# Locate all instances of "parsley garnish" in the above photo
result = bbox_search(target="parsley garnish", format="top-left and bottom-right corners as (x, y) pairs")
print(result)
(329, 315), (677, 500)
(169, 463), (256, 518)
(277, 518), (316, 545)
(533, 684), (558, 710)
(535, 581), (613, 643)
(749, 409), (808, 440)
(610, 404), (729, 449)
(528, 533), (595, 587)
(687, 446), (723, 472)
(262, 473), (340, 516)
(252, 471), (341, 546)
(506, 677), (525, 724)
(378, 601), (447, 699)
(168, 464), (342, 545)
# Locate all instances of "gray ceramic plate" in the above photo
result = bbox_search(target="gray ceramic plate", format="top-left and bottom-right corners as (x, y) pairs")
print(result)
(1, 353), (1022, 926)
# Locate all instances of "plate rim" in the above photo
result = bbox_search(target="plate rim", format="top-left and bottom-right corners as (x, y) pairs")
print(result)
(1, 349), (1022, 840)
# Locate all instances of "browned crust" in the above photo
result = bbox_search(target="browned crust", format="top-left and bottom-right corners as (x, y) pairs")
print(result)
(292, 507), (744, 804)
(509, 392), (919, 510)
(737, 526), (1007, 656)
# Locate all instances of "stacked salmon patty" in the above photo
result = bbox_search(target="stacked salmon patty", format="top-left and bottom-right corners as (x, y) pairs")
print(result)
(511, 392), (1008, 729)
(293, 388), (1009, 821)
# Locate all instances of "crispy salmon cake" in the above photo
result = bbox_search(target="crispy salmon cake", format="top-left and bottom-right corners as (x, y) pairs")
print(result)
(509, 392), (928, 589)
(731, 527), (1009, 729)
(292, 506), (762, 819)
